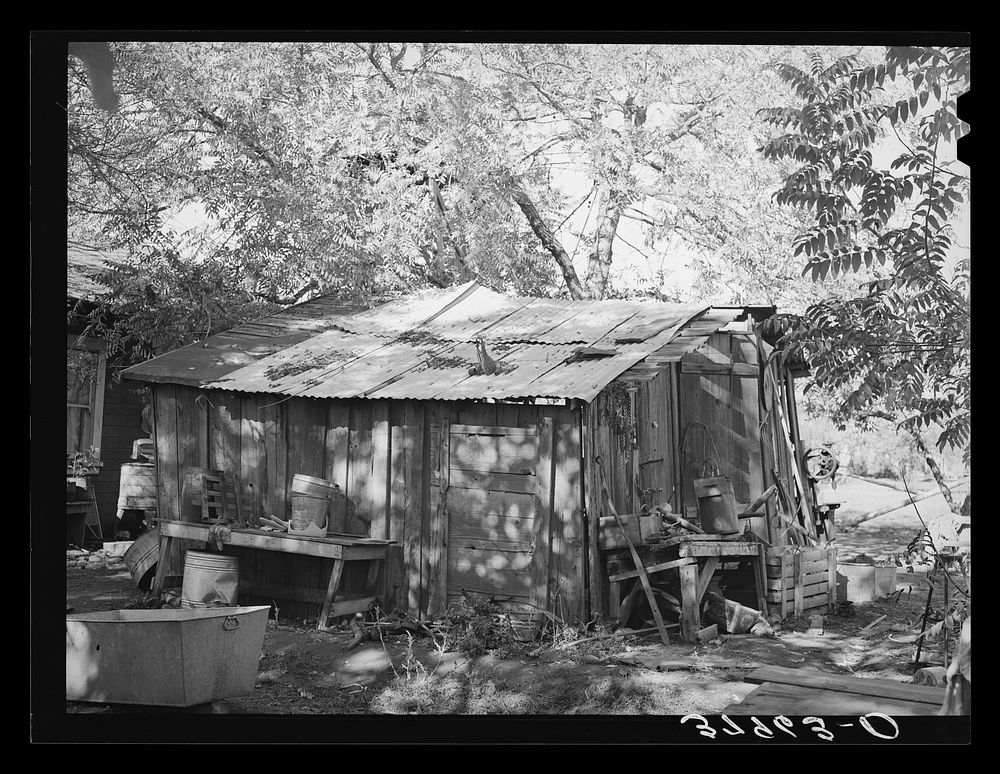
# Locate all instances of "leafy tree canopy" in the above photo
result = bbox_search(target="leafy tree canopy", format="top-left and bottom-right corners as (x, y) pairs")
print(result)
(758, 46), (970, 467)
(70, 41), (856, 368)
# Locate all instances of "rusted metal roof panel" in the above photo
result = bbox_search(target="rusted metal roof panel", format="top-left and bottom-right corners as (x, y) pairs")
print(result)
(124, 282), (763, 401)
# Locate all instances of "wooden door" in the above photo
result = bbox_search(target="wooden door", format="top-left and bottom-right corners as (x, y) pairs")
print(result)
(445, 424), (541, 614)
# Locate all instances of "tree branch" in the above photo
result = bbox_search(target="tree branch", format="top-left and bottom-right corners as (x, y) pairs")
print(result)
(508, 181), (586, 299)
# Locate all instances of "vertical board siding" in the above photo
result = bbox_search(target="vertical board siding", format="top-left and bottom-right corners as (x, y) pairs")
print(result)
(285, 398), (328, 600)
(238, 394), (266, 526)
(153, 384), (182, 577)
(551, 411), (584, 622)
(636, 371), (674, 510)
(390, 401), (425, 615)
(153, 384), (179, 521)
(347, 402), (373, 538)
(425, 403), (450, 617)
(679, 332), (768, 519)
(531, 415), (554, 614)
(208, 392), (242, 499)
(324, 403), (351, 534)
(368, 401), (391, 541)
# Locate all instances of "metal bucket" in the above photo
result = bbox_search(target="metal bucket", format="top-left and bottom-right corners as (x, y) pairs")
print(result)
(117, 463), (158, 518)
(181, 551), (240, 609)
(123, 527), (160, 590)
(291, 473), (338, 500)
(289, 494), (329, 536)
(693, 476), (740, 535)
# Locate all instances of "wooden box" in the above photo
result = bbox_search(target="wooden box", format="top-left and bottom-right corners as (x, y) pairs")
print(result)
(765, 546), (836, 619)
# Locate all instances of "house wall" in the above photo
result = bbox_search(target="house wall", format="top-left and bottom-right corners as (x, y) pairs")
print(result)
(91, 375), (146, 537)
(149, 385), (585, 622)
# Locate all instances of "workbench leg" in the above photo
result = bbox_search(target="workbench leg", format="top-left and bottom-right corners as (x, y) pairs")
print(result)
(151, 535), (174, 597)
(753, 544), (768, 615)
(680, 564), (699, 643)
(317, 559), (346, 630)
(696, 557), (720, 603)
(609, 580), (622, 620)
(366, 559), (385, 607)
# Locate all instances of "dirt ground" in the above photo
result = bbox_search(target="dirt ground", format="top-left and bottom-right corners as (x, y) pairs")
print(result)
(65, 477), (969, 716)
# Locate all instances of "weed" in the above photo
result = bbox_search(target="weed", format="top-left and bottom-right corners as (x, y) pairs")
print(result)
(443, 599), (523, 658)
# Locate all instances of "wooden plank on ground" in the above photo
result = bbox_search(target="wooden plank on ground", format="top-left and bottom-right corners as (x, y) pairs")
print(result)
(725, 681), (940, 716)
(744, 666), (946, 705)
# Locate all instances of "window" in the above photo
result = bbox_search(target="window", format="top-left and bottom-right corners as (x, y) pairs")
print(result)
(67, 337), (107, 455)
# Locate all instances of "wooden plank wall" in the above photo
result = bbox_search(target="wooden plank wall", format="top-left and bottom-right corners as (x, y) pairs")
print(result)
(151, 388), (585, 623)
(678, 333), (768, 526)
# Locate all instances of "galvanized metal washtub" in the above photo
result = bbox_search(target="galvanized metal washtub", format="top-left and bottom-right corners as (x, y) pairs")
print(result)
(180, 551), (240, 608)
(66, 605), (270, 706)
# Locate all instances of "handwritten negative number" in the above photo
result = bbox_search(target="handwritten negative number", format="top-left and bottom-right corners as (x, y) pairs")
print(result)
(859, 713), (900, 740)
(680, 714), (717, 739)
(803, 716), (835, 741)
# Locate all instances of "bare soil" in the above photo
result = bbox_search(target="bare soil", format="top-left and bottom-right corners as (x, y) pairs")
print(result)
(65, 477), (968, 716)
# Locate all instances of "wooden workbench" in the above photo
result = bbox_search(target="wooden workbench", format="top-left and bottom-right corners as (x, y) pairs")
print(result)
(608, 533), (769, 643)
(152, 519), (395, 631)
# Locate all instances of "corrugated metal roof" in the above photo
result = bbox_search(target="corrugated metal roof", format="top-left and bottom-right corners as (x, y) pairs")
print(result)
(123, 282), (754, 402)
(66, 242), (129, 300)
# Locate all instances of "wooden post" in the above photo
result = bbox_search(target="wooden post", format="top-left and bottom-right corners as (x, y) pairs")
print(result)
(827, 548), (837, 613)
(780, 552), (791, 620)
(680, 564), (699, 643)
(609, 580), (621, 619)
(696, 556), (719, 602)
(753, 543), (768, 615)
(793, 550), (804, 616)
(318, 558), (346, 630)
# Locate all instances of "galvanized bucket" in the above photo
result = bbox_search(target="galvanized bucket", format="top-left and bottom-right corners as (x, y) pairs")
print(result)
(181, 551), (240, 608)
(123, 527), (160, 591)
(289, 494), (329, 537)
(290, 473), (338, 500)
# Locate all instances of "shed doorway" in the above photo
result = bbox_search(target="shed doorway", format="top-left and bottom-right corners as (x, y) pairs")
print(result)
(445, 424), (541, 617)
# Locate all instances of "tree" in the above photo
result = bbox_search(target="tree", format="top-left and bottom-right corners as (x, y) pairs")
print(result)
(759, 46), (970, 507)
(69, 41), (859, 371)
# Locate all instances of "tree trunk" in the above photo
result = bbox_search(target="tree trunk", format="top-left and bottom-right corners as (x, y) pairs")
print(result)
(509, 183), (587, 300)
(584, 184), (622, 300)
(906, 426), (957, 513)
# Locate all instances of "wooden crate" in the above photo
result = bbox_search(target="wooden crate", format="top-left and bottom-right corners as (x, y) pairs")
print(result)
(765, 546), (836, 619)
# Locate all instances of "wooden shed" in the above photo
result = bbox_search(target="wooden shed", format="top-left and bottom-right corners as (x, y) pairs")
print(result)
(122, 282), (815, 626)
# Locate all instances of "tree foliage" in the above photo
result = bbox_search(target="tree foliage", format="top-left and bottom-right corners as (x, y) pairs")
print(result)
(759, 47), (970, 460)
(69, 41), (816, 367)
